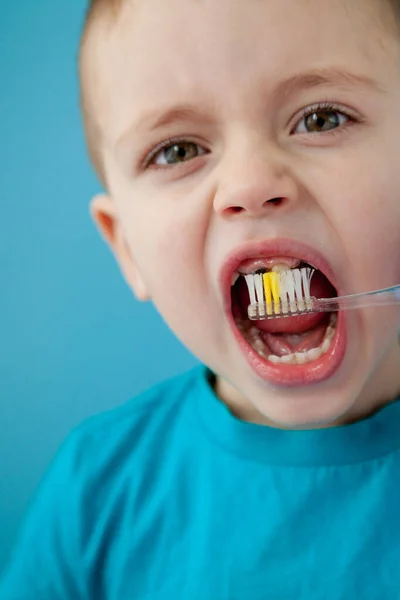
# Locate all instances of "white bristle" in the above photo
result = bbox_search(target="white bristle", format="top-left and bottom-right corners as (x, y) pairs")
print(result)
(302, 268), (315, 307)
(245, 275), (257, 306)
(284, 270), (296, 310)
(293, 269), (305, 311)
(293, 269), (303, 298)
(278, 271), (290, 314)
(254, 274), (265, 316)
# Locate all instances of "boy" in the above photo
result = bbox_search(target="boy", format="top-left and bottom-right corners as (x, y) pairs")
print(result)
(1, 0), (400, 597)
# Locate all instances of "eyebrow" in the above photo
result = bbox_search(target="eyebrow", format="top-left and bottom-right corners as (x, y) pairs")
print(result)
(116, 68), (383, 148)
(276, 68), (384, 98)
(117, 106), (211, 150)
(138, 106), (209, 133)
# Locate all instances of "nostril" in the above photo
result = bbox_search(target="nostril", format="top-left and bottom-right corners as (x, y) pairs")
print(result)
(224, 198), (286, 216)
(265, 197), (285, 206)
(230, 206), (244, 214)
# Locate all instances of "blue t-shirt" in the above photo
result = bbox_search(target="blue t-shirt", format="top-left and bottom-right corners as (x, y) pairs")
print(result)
(1, 366), (400, 599)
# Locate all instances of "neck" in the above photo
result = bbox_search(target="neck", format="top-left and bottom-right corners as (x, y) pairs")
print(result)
(214, 339), (400, 430)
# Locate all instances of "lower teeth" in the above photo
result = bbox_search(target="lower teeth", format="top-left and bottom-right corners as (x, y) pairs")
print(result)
(248, 313), (337, 365)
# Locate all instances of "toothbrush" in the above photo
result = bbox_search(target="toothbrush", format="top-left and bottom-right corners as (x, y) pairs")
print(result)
(245, 268), (400, 320)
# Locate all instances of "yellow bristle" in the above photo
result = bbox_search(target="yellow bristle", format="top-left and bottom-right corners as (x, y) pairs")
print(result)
(270, 272), (281, 312)
(263, 273), (273, 315)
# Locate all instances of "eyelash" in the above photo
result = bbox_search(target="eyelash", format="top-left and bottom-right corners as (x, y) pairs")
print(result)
(292, 101), (357, 133)
(143, 103), (357, 168)
(143, 137), (198, 168)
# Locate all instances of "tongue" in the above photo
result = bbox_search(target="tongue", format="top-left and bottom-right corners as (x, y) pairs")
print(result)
(262, 318), (329, 355)
(250, 270), (335, 334)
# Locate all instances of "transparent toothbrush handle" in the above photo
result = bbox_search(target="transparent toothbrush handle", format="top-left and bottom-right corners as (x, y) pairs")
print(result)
(314, 284), (400, 313)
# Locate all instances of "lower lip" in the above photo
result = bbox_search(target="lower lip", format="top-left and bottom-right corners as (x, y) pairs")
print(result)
(230, 312), (347, 387)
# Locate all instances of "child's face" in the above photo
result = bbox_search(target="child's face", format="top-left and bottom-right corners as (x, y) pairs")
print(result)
(91, 0), (400, 427)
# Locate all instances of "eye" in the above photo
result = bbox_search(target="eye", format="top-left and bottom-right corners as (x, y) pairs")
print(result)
(149, 141), (207, 167)
(293, 105), (351, 134)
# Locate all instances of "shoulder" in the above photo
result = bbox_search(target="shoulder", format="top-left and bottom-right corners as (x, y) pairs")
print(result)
(64, 365), (206, 476)
(0, 366), (209, 598)
(76, 364), (203, 438)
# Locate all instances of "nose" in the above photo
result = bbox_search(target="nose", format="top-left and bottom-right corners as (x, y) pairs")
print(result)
(213, 142), (299, 218)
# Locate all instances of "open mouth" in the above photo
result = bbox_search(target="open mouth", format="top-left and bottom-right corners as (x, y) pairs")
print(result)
(232, 264), (337, 363)
(223, 242), (347, 386)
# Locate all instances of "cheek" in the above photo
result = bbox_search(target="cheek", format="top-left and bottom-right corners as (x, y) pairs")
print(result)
(316, 154), (400, 282)
(318, 158), (400, 348)
(339, 194), (400, 253)
(124, 197), (211, 303)
(134, 215), (219, 351)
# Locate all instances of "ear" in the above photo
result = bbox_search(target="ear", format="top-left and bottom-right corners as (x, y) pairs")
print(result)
(90, 194), (150, 301)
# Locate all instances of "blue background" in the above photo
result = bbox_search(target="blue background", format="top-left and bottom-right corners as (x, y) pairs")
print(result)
(0, 0), (196, 572)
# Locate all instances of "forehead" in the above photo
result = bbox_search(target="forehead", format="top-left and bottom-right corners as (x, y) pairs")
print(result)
(89, 0), (397, 141)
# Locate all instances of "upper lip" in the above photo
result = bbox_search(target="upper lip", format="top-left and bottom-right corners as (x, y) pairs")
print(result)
(219, 238), (339, 314)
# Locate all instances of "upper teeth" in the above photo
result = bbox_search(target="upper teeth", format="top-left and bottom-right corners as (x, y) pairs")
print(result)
(231, 261), (296, 287)
(231, 261), (298, 286)
(236, 257), (301, 277)
(271, 264), (293, 273)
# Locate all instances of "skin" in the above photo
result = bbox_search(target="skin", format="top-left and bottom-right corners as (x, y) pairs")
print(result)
(86, 0), (400, 428)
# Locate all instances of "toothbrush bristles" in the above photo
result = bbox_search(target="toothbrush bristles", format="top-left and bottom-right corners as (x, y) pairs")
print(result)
(245, 274), (257, 306)
(245, 266), (315, 320)
(254, 274), (265, 316)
